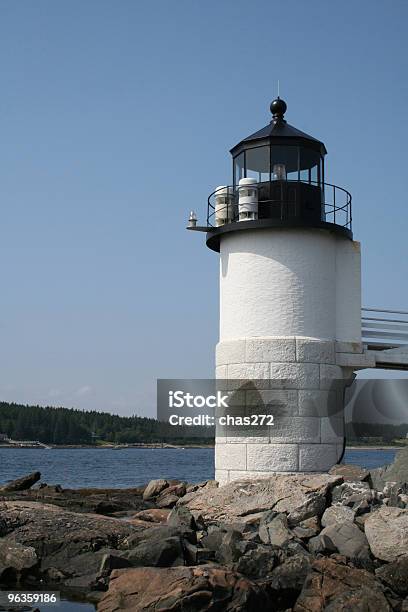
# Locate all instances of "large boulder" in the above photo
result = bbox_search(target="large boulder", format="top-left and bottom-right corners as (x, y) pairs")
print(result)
(122, 523), (196, 569)
(0, 539), (37, 578)
(321, 505), (355, 527)
(157, 483), (186, 500)
(123, 535), (184, 568)
(156, 484), (187, 509)
(382, 482), (408, 508)
(376, 555), (408, 597)
(266, 554), (312, 610)
(0, 471), (41, 492)
(0, 500), (139, 588)
(0, 500), (138, 548)
(200, 524), (231, 551)
(308, 533), (337, 555)
(329, 464), (371, 483)
(1, 485), (149, 515)
(167, 505), (197, 530)
(331, 481), (371, 503)
(331, 481), (378, 515)
(294, 557), (390, 611)
(179, 474), (343, 525)
(292, 516), (320, 540)
(365, 506), (408, 562)
(155, 494), (179, 508)
(233, 544), (278, 579)
(132, 508), (170, 523)
(124, 523), (196, 547)
(142, 479), (169, 500)
(319, 522), (371, 560)
(371, 447), (408, 490)
(42, 547), (129, 590)
(97, 565), (271, 611)
(218, 530), (244, 564)
(259, 513), (294, 547)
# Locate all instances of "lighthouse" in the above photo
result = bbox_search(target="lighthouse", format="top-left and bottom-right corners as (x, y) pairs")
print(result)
(188, 98), (374, 485)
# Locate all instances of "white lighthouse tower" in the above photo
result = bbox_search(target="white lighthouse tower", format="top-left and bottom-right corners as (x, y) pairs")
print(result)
(189, 98), (373, 485)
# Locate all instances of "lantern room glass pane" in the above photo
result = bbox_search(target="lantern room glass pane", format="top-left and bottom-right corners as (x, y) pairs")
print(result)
(245, 146), (270, 183)
(300, 149), (321, 185)
(270, 145), (299, 181)
(233, 152), (245, 188)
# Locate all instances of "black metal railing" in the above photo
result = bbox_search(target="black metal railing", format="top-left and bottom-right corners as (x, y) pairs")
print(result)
(207, 180), (352, 231)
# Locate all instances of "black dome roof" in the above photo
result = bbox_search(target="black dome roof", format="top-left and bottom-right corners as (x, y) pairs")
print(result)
(230, 98), (327, 157)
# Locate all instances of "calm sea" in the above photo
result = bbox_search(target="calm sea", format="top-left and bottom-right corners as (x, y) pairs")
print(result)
(0, 447), (398, 489)
(0, 447), (398, 611)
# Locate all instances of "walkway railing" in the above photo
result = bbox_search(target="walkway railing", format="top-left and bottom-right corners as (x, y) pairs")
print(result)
(362, 307), (408, 349)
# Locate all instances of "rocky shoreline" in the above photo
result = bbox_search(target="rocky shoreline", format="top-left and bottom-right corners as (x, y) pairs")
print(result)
(1, 450), (408, 611)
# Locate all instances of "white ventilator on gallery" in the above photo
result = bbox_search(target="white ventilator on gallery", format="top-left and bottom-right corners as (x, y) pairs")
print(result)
(187, 97), (376, 484)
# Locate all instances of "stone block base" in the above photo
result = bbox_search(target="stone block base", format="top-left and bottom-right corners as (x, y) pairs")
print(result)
(215, 442), (343, 485)
(215, 336), (369, 476)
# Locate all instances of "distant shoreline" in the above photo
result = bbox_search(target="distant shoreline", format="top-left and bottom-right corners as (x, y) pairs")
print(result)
(0, 443), (403, 451)
(346, 445), (402, 451)
(0, 443), (214, 449)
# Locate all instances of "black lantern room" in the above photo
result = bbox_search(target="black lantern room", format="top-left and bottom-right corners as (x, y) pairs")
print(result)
(231, 98), (325, 193)
(193, 98), (352, 253)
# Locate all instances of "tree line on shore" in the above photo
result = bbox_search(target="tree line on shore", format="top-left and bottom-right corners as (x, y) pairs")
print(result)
(1, 401), (407, 446)
(346, 421), (408, 444)
(0, 402), (213, 445)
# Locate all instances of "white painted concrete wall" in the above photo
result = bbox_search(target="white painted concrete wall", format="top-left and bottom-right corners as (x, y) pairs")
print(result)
(220, 229), (337, 341)
(335, 239), (362, 342)
(219, 229), (361, 343)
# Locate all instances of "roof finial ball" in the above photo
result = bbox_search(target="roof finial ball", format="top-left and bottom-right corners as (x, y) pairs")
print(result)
(270, 97), (287, 123)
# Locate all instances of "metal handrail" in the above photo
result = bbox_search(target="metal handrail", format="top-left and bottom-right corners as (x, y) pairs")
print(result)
(362, 307), (408, 349)
(363, 307), (408, 316)
(207, 180), (352, 230)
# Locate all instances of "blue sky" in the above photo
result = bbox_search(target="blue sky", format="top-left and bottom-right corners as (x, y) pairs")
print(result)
(0, 0), (407, 416)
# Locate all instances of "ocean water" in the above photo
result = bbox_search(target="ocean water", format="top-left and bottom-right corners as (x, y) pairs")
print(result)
(343, 448), (398, 470)
(0, 447), (398, 489)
